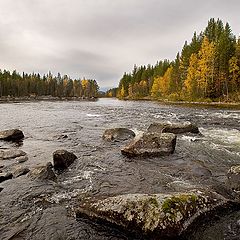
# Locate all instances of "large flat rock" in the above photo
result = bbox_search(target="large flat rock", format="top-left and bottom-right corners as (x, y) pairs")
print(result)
(148, 122), (199, 134)
(121, 132), (176, 157)
(76, 191), (232, 238)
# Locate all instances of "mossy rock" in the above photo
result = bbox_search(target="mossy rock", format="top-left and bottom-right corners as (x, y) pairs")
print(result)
(76, 191), (231, 238)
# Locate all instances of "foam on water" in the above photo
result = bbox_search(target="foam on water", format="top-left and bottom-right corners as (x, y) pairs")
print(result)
(180, 135), (200, 142)
(62, 170), (94, 185)
(86, 113), (102, 117)
(201, 128), (240, 146)
(49, 188), (92, 204)
(211, 112), (240, 120)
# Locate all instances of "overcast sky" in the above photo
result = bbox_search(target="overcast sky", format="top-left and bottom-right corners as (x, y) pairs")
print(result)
(0, 0), (239, 89)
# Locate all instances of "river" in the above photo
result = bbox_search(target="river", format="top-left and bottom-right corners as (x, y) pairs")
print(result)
(0, 98), (240, 239)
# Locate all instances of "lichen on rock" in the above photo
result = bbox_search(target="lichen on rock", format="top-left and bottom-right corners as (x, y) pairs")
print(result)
(76, 191), (229, 238)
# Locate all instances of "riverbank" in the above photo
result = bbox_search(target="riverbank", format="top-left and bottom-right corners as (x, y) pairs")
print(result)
(0, 96), (98, 103)
(118, 96), (240, 109)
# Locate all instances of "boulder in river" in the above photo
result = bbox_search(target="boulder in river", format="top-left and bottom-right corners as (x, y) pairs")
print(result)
(121, 132), (176, 157)
(227, 166), (240, 191)
(13, 167), (30, 178)
(102, 128), (136, 142)
(53, 150), (77, 170)
(16, 155), (28, 163)
(148, 122), (199, 134)
(76, 191), (231, 239)
(0, 149), (27, 160)
(0, 172), (13, 183)
(0, 129), (24, 141)
(28, 162), (57, 181)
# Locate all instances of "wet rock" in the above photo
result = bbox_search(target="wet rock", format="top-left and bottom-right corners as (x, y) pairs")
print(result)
(0, 149), (27, 160)
(0, 129), (24, 141)
(148, 121), (199, 134)
(0, 172), (13, 183)
(76, 191), (230, 238)
(227, 166), (240, 191)
(121, 132), (176, 157)
(28, 162), (57, 181)
(53, 149), (77, 170)
(13, 167), (30, 178)
(102, 128), (135, 142)
(16, 155), (28, 163)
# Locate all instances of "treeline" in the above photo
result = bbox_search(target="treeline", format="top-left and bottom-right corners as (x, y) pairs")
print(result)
(118, 18), (240, 102)
(105, 88), (118, 97)
(0, 70), (99, 98)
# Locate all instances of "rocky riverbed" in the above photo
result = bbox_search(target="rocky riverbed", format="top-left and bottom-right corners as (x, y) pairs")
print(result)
(0, 98), (240, 239)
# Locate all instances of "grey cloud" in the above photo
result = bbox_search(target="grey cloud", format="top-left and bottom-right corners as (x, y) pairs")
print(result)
(0, 0), (239, 88)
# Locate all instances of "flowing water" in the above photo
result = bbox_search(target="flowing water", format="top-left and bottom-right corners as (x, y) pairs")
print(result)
(0, 98), (240, 239)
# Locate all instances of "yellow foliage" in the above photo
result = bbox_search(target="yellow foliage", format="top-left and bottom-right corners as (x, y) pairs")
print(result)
(184, 53), (199, 98)
(229, 56), (240, 87)
(197, 36), (215, 96)
(151, 66), (173, 98)
(81, 79), (89, 89)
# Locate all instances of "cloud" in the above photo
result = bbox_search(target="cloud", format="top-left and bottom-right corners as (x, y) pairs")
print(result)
(0, 0), (239, 88)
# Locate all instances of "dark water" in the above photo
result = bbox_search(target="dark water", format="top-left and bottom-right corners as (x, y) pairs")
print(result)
(0, 98), (240, 239)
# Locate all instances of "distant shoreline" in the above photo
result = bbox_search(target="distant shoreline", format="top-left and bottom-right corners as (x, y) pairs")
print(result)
(0, 96), (98, 103)
(119, 97), (240, 109)
(1, 96), (240, 109)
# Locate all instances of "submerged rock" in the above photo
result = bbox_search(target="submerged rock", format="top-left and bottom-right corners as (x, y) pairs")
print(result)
(53, 150), (77, 170)
(0, 129), (24, 141)
(0, 149), (27, 160)
(121, 132), (176, 157)
(76, 191), (231, 238)
(28, 162), (56, 181)
(102, 128), (136, 142)
(0, 172), (13, 183)
(227, 166), (240, 191)
(148, 122), (199, 134)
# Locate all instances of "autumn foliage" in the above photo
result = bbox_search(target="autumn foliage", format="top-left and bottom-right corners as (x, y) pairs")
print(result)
(117, 19), (240, 102)
(0, 71), (99, 98)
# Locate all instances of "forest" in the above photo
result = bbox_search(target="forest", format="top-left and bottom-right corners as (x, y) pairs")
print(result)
(0, 70), (99, 99)
(116, 18), (240, 102)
